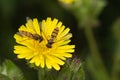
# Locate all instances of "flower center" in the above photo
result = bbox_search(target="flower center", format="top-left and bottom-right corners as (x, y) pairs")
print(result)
(34, 40), (52, 55)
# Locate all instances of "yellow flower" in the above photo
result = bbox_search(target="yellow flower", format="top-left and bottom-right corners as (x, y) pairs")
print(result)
(14, 17), (75, 70)
(59, 0), (75, 4)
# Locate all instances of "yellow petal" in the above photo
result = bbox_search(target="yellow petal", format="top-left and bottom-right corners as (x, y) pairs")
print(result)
(47, 54), (64, 65)
(25, 19), (35, 33)
(35, 56), (41, 66)
(19, 25), (28, 31)
(30, 57), (36, 63)
(58, 25), (65, 35)
(46, 58), (52, 69)
(17, 55), (25, 59)
(50, 53), (66, 60)
(49, 18), (58, 35)
(56, 21), (62, 28)
(53, 40), (71, 47)
(40, 55), (45, 68)
(57, 45), (75, 50)
(59, 28), (70, 39)
(52, 63), (60, 70)
(33, 18), (41, 35)
(52, 51), (72, 58)
(57, 49), (75, 53)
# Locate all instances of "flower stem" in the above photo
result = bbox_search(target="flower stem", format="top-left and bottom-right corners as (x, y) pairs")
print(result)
(84, 26), (109, 80)
(38, 69), (45, 80)
(112, 19), (120, 80)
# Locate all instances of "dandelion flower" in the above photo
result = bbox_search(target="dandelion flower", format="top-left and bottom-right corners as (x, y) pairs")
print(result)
(14, 17), (75, 70)
(59, 0), (75, 4)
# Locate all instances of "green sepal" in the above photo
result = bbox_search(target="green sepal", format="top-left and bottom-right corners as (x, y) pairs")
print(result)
(0, 59), (26, 80)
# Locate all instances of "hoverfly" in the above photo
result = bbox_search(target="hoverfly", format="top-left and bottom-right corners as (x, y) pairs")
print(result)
(46, 27), (59, 48)
(17, 31), (43, 42)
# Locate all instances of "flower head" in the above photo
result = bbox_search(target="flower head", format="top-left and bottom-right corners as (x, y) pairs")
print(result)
(59, 0), (75, 4)
(14, 17), (75, 70)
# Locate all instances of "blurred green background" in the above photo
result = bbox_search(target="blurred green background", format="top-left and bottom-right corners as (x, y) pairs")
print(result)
(0, 0), (120, 80)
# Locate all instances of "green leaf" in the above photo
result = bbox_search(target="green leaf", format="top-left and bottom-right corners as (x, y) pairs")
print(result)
(0, 59), (26, 80)
(0, 74), (11, 80)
